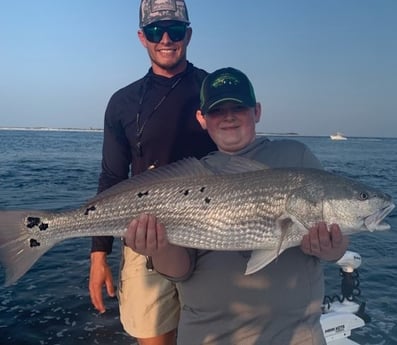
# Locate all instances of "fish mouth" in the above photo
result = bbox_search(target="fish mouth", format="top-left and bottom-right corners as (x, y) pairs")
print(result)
(364, 203), (395, 231)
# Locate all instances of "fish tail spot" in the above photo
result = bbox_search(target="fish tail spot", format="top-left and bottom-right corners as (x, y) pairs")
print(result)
(26, 217), (49, 231)
(204, 197), (211, 204)
(26, 217), (41, 228)
(200, 187), (206, 193)
(30, 238), (41, 247)
(39, 223), (48, 231)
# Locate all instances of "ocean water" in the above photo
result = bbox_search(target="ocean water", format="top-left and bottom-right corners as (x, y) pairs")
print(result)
(0, 130), (396, 345)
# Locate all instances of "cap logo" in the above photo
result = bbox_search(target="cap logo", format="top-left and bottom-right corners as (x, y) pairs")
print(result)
(149, 0), (177, 12)
(212, 74), (240, 88)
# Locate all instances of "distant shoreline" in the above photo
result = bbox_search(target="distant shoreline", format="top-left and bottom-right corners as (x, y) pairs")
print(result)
(0, 127), (299, 136)
(256, 132), (299, 137)
(0, 126), (103, 133)
(0, 127), (395, 139)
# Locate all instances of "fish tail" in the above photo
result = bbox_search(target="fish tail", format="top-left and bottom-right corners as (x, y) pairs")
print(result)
(0, 210), (55, 286)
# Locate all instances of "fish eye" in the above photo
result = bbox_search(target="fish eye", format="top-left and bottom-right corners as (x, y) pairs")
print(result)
(359, 192), (369, 200)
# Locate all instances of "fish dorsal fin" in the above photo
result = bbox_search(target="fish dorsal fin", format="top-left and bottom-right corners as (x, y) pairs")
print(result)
(221, 156), (268, 174)
(90, 157), (213, 203)
(202, 154), (268, 174)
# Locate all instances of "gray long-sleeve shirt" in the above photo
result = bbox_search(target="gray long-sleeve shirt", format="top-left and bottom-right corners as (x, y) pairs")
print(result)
(174, 136), (326, 345)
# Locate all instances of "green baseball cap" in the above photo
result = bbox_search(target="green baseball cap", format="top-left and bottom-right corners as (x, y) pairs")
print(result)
(200, 67), (257, 114)
(139, 0), (190, 28)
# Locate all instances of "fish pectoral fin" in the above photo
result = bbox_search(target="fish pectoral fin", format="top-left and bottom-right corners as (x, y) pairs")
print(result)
(275, 212), (307, 253)
(245, 249), (285, 275)
(245, 214), (294, 275)
(275, 212), (296, 254)
(244, 213), (305, 274)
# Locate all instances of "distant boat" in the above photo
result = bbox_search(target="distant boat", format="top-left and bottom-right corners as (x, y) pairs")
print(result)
(330, 132), (347, 140)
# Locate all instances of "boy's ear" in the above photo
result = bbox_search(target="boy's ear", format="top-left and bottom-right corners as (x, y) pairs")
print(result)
(255, 102), (262, 123)
(196, 110), (207, 129)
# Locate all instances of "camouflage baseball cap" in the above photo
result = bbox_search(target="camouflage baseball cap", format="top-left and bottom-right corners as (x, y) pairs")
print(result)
(139, 0), (190, 28)
(200, 68), (257, 114)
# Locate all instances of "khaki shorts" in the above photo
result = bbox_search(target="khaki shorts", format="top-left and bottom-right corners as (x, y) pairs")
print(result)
(118, 245), (180, 338)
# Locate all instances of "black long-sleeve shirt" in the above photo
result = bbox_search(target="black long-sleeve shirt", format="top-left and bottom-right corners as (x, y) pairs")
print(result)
(91, 62), (217, 253)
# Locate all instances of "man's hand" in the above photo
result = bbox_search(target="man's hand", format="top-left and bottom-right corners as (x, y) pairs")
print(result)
(301, 222), (349, 261)
(89, 251), (115, 313)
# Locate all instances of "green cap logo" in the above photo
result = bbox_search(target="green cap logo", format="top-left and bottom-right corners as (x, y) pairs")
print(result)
(212, 74), (241, 88)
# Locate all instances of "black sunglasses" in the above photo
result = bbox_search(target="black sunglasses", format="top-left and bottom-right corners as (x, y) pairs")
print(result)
(143, 23), (188, 43)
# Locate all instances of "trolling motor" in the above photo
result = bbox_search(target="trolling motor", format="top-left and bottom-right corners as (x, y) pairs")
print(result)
(335, 251), (371, 323)
(323, 251), (370, 320)
(322, 250), (363, 307)
(321, 251), (371, 344)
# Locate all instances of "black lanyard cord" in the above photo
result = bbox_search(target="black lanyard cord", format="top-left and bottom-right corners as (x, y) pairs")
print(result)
(136, 74), (185, 156)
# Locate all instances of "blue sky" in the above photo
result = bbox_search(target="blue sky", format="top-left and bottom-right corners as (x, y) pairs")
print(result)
(1, 0), (396, 137)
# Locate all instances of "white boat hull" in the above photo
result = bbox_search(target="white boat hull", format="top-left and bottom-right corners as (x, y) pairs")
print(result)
(330, 133), (347, 140)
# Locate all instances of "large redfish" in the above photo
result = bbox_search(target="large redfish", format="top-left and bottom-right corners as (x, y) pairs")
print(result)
(0, 157), (394, 286)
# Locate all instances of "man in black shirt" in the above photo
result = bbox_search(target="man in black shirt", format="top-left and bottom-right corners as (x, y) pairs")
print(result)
(89, 1), (216, 344)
